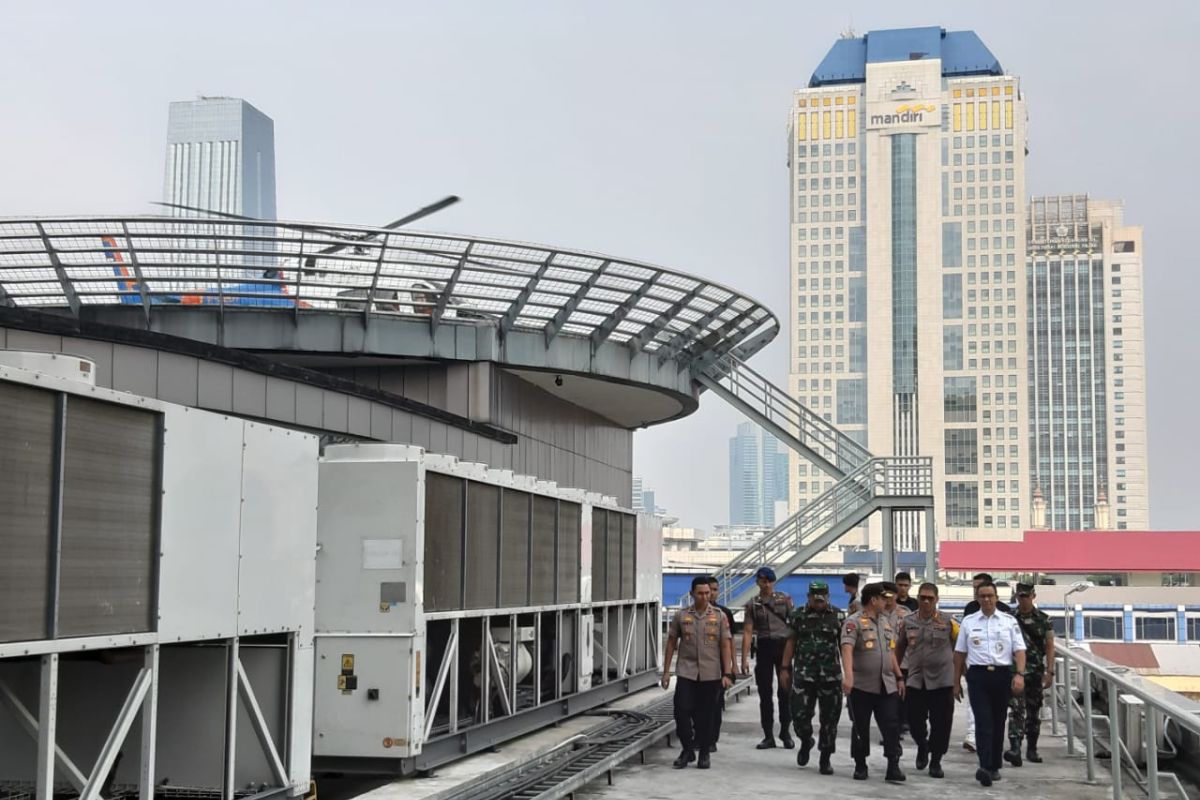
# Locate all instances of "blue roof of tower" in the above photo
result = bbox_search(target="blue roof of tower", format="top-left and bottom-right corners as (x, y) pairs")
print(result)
(809, 26), (1002, 87)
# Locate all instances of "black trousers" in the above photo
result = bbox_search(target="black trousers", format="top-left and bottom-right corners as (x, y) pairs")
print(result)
(905, 685), (954, 757)
(848, 688), (901, 762)
(674, 677), (723, 752)
(712, 690), (725, 743)
(967, 666), (1012, 771)
(754, 637), (790, 734)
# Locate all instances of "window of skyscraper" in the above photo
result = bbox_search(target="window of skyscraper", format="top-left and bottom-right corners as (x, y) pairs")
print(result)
(943, 274), (963, 319)
(945, 429), (979, 474)
(944, 377), (978, 422)
(836, 378), (867, 425)
(945, 481), (979, 527)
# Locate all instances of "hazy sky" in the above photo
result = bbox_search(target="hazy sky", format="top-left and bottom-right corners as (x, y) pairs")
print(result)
(3, 1), (1197, 530)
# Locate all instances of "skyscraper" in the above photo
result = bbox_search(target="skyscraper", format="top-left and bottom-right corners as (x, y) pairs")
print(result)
(163, 97), (277, 219)
(1027, 196), (1149, 530)
(729, 422), (789, 527)
(788, 27), (1028, 547)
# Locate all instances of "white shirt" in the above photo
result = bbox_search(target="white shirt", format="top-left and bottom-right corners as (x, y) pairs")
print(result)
(954, 610), (1026, 667)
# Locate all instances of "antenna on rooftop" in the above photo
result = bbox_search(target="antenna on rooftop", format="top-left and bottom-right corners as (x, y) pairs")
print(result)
(840, 16), (856, 39)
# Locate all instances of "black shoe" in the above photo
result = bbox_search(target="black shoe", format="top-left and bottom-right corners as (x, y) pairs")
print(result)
(755, 736), (777, 750)
(797, 738), (812, 766)
(990, 770), (1002, 782)
(885, 760), (906, 783)
(1004, 748), (1022, 767)
(915, 745), (929, 771)
(819, 753), (833, 775)
(1027, 747), (1043, 763)
(976, 768), (992, 787)
(673, 750), (695, 768)
(709, 742), (717, 753)
(929, 758), (944, 779)
(780, 732), (795, 749)
(853, 762), (868, 781)
(697, 751), (711, 769)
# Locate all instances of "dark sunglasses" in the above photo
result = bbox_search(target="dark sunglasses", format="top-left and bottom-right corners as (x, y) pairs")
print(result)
(918, 595), (937, 602)
(1017, 592), (1032, 598)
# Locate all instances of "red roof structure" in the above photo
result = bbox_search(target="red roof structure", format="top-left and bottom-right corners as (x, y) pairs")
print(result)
(939, 531), (1200, 573)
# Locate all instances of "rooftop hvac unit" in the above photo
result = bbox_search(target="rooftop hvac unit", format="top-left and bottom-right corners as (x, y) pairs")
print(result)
(0, 350), (95, 385)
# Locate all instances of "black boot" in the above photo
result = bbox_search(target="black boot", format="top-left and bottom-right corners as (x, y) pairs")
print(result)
(673, 749), (695, 768)
(929, 756), (944, 779)
(853, 760), (868, 780)
(1027, 731), (1043, 763)
(797, 738), (812, 766)
(779, 726), (795, 749)
(1004, 736), (1023, 767)
(755, 732), (777, 749)
(885, 759), (906, 783)
(819, 751), (833, 775)
(915, 744), (929, 770)
(697, 749), (711, 769)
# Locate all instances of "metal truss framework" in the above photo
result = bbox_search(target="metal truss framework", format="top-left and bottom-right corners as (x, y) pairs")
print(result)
(0, 217), (777, 371)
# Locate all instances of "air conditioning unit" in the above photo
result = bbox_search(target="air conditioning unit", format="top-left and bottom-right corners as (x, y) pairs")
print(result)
(0, 350), (95, 385)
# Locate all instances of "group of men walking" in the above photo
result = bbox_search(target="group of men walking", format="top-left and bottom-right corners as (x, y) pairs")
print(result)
(663, 568), (1056, 788)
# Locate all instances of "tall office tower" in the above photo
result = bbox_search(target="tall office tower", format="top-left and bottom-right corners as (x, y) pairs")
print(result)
(163, 97), (276, 218)
(729, 422), (789, 527)
(632, 477), (646, 512)
(1027, 196), (1149, 531)
(788, 27), (1028, 547)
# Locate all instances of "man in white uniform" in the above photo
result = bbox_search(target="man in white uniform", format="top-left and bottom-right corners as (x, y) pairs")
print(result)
(953, 580), (1026, 787)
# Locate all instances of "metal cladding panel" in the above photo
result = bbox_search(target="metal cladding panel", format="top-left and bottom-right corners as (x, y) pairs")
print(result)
(424, 472), (464, 612)
(289, 642), (315, 790)
(464, 481), (500, 609)
(158, 406), (243, 642)
(57, 396), (159, 638)
(0, 381), (55, 643)
(238, 422), (318, 637)
(315, 458), (420, 633)
(557, 502), (581, 603)
(590, 508), (607, 601)
(530, 495), (556, 604)
(313, 636), (416, 758)
(501, 488), (530, 607)
(620, 513), (635, 600)
(605, 513), (620, 601)
(636, 512), (663, 601)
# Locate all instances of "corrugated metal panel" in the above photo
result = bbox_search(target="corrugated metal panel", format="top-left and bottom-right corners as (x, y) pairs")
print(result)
(558, 502), (580, 603)
(591, 509), (608, 602)
(57, 396), (159, 638)
(530, 496), (556, 604)
(0, 382), (55, 643)
(620, 513), (635, 600)
(463, 481), (499, 609)
(501, 489), (529, 607)
(424, 472), (464, 612)
(605, 513), (620, 602)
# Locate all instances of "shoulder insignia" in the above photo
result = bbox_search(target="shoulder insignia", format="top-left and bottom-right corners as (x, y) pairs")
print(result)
(844, 620), (857, 633)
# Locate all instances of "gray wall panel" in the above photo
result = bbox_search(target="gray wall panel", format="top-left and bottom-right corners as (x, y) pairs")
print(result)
(370, 402), (391, 441)
(296, 385), (323, 428)
(231, 371), (267, 418)
(347, 397), (371, 436)
(111, 344), (158, 398)
(197, 361), (234, 411)
(266, 377), (296, 423)
(157, 352), (199, 406)
(4, 329), (61, 354)
(322, 392), (348, 432)
(61, 337), (115, 387)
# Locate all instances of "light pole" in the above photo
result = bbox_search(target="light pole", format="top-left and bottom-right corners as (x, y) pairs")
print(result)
(1063, 580), (1093, 646)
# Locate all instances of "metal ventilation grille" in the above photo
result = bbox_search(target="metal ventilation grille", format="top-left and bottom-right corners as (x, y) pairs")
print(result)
(605, 513), (621, 602)
(557, 502), (580, 603)
(57, 397), (159, 637)
(0, 382), (56, 643)
(591, 509), (608, 601)
(500, 489), (530, 607)
(620, 513), (636, 599)
(530, 495), (556, 605)
(424, 472), (464, 612)
(464, 481), (500, 609)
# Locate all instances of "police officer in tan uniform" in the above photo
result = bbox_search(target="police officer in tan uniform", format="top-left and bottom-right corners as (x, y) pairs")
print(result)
(841, 582), (906, 783)
(895, 582), (959, 778)
(663, 575), (734, 769)
(741, 566), (795, 749)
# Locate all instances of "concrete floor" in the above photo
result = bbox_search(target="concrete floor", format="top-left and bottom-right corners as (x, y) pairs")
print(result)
(576, 686), (1110, 799)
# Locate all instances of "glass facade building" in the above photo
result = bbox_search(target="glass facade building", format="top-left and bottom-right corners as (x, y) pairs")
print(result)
(729, 422), (789, 528)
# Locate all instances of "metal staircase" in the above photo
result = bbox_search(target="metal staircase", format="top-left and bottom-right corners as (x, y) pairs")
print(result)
(679, 354), (936, 608)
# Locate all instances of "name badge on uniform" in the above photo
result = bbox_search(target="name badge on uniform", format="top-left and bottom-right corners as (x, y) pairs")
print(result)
(865, 641), (875, 649)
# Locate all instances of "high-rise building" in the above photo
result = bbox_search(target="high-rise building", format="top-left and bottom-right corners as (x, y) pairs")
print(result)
(788, 27), (1029, 547)
(1027, 196), (1149, 530)
(729, 422), (789, 527)
(632, 476), (646, 512)
(163, 97), (277, 218)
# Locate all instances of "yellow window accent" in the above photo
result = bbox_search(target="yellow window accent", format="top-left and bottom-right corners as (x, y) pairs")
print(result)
(1004, 100), (1013, 129)
(979, 101), (988, 129)
(835, 109), (844, 138)
(1005, 85), (1013, 95)
(797, 98), (806, 108)
(967, 88), (975, 97)
(991, 87), (1001, 97)
(835, 96), (844, 105)
(810, 111), (819, 140)
(823, 96), (832, 106)
(848, 95), (856, 105)
(822, 110), (831, 139)
(953, 88), (962, 98)
(966, 103), (975, 131)
(953, 103), (962, 132)
(848, 108), (857, 137)
(797, 116), (806, 140)
(992, 101), (1001, 129)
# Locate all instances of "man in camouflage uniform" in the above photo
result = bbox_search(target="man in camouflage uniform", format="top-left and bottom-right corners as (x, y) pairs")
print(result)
(781, 581), (844, 775)
(1004, 583), (1055, 766)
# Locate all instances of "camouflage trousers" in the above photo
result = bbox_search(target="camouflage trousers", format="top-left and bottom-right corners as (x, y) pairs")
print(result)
(791, 680), (843, 754)
(1007, 673), (1045, 744)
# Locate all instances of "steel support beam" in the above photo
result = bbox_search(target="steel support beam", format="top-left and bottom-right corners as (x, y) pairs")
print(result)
(34, 222), (81, 316)
(362, 234), (392, 326)
(589, 270), (659, 349)
(627, 283), (704, 353)
(424, 626), (458, 742)
(431, 242), (474, 333)
(0, 673), (90, 792)
(541, 259), (601, 344)
(654, 294), (740, 367)
(881, 509), (896, 584)
(223, 639), (240, 800)
(119, 222), (152, 328)
(139, 646), (159, 800)
(236, 658), (289, 786)
(36, 653), (59, 800)
(924, 506), (937, 581)
(80, 667), (153, 800)
(501, 251), (557, 335)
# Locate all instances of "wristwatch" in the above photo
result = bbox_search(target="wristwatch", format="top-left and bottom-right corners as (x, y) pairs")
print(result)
(724, 672), (735, 680)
